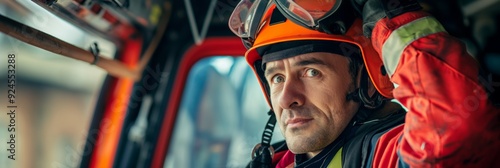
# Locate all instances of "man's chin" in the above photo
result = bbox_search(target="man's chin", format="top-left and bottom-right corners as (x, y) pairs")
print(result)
(287, 144), (309, 154)
(287, 141), (324, 157)
(285, 135), (318, 152)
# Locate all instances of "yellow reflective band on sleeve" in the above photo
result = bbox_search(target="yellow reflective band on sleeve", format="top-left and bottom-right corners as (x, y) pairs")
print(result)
(327, 147), (342, 168)
(381, 16), (446, 76)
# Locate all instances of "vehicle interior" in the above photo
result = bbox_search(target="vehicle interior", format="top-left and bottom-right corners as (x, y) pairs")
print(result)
(0, 0), (498, 168)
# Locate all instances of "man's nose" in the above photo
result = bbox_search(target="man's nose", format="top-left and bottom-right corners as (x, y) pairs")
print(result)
(278, 77), (305, 109)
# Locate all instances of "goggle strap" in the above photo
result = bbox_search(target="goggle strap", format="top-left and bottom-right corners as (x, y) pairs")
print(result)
(317, 0), (357, 34)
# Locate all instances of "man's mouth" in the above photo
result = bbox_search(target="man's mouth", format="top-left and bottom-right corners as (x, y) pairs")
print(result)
(286, 118), (313, 129)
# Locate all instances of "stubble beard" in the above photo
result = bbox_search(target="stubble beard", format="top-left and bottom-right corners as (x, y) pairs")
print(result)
(281, 107), (337, 155)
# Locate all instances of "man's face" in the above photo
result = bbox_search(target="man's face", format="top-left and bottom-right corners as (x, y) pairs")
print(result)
(264, 52), (359, 157)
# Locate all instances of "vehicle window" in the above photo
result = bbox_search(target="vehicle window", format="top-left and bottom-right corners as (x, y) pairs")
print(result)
(0, 2), (114, 167)
(164, 56), (284, 168)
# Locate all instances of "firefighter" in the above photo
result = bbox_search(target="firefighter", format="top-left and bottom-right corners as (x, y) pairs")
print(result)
(228, 0), (500, 167)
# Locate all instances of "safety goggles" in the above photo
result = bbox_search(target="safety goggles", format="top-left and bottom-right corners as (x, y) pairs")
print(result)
(228, 0), (271, 48)
(273, 0), (355, 34)
(228, 0), (355, 48)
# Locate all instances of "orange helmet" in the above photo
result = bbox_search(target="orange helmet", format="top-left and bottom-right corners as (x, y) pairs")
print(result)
(231, 2), (394, 106)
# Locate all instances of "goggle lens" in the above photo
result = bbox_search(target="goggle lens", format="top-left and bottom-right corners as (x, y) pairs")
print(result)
(229, 0), (254, 38)
(229, 0), (270, 39)
(275, 0), (337, 28)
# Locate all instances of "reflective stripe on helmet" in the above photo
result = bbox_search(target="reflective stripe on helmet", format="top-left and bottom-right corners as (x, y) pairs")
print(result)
(381, 16), (446, 76)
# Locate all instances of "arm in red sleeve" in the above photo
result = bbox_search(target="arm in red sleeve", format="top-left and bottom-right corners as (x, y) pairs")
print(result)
(371, 11), (500, 167)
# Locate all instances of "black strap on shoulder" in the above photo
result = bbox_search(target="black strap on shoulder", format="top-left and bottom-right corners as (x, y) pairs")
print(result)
(247, 110), (277, 168)
(379, 0), (422, 19)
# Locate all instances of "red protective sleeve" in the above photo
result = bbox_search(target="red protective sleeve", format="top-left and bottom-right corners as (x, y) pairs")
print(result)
(371, 11), (500, 167)
(372, 125), (404, 168)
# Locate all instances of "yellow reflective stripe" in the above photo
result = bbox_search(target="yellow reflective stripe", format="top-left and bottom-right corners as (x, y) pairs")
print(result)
(382, 16), (446, 76)
(327, 147), (342, 168)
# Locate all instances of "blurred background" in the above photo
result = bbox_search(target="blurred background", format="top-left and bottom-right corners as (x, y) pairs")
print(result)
(0, 1), (115, 167)
(0, 0), (499, 168)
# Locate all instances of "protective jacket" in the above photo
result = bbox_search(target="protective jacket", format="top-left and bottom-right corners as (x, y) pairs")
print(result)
(271, 11), (500, 168)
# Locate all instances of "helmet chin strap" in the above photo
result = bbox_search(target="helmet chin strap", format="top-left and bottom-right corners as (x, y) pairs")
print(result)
(346, 88), (362, 102)
(249, 110), (276, 168)
(346, 67), (385, 110)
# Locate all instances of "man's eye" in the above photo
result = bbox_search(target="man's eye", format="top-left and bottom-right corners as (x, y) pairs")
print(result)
(271, 75), (285, 84)
(306, 68), (320, 77)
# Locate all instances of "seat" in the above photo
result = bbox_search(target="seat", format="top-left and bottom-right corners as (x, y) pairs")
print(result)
(165, 58), (239, 168)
